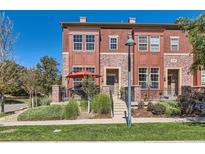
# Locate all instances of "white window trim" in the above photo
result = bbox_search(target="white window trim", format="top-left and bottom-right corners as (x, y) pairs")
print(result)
(73, 34), (83, 52)
(85, 35), (95, 52)
(138, 35), (148, 52)
(170, 36), (179, 51)
(201, 70), (205, 86)
(150, 35), (160, 52)
(138, 67), (148, 89)
(109, 35), (119, 50)
(150, 67), (160, 90)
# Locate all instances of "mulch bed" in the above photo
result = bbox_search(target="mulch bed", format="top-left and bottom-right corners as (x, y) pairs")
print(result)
(132, 108), (176, 118)
(90, 113), (112, 119)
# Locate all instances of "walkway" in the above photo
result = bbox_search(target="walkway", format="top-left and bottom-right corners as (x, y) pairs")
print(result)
(1, 103), (28, 113)
(1, 116), (205, 127)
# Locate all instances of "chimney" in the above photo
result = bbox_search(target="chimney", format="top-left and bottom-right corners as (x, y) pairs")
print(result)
(80, 16), (87, 23)
(128, 17), (136, 24)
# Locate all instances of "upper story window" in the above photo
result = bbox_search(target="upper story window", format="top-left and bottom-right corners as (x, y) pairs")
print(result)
(109, 36), (118, 50)
(170, 37), (179, 51)
(86, 67), (95, 73)
(201, 70), (205, 86)
(73, 66), (83, 73)
(73, 35), (82, 51)
(86, 35), (95, 51)
(150, 36), (160, 52)
(139, 68), (148, 89)
(150, 68), (160, 89)
(138, 36), (148, 51)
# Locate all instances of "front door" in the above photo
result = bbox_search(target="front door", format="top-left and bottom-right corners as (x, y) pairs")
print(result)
(107, 75), (115, 94)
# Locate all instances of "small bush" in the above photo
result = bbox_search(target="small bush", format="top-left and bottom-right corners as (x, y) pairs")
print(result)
(80, 99), (88, 111)
(163, 102), (181, 116)
(17, 105), (64, 121)
(200, 109), (205, 117)
(138, 101), (144, 109)
(39, 97), (52, 106)
(64, 99), (79, 120)
(147, 101), (154, 111)
(152, 103), (166, 115)
(92, 94), (111, 114)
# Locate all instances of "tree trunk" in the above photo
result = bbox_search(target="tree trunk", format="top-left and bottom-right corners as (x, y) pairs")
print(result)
(0, 94), (5, 113)
(35, 89), (37, 107)
(31, 93), (34, 108)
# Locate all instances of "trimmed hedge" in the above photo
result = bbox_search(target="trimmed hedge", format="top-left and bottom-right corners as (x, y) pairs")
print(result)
(17, 105), (64, 121)
(92, 94), (111, 114)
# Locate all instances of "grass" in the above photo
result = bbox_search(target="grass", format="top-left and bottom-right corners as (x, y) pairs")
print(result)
(4, 98), (30, 104)
(0, 112), (13, 118)
(0, 123), (205, 141)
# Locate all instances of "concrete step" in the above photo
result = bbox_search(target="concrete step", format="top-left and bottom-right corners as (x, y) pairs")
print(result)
(114, 108), (127, 111)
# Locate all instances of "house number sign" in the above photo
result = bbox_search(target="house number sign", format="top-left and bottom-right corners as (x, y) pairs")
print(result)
(170, 59), (177, 63)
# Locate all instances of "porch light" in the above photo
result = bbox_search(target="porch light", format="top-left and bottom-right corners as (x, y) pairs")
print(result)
(125, 32), (136, 128)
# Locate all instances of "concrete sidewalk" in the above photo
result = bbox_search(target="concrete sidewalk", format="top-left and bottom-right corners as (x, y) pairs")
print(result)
(1, 116), (205, 127)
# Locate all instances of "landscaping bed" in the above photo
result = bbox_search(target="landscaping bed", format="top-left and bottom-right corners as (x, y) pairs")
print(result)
(132, 100), (181, 118)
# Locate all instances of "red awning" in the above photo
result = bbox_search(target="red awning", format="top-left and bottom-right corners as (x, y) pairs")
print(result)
(66, 70), (101, 79)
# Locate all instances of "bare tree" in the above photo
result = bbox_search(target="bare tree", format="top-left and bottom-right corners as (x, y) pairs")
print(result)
(21, 68), (38, 108)
(0, 12), (17, 112)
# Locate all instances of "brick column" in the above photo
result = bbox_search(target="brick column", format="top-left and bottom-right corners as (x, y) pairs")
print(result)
(52, 85), (61, 102)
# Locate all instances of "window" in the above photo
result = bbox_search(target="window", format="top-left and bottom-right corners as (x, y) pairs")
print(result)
(73, 66), (83, 73)
(170, 37), (179, 51)
(86, 67), (95, 73)
(150, 36), (160, 51)
(150, 68), (160, 89)
(201, 70), (205, 85)
(72, 66), (83, 89)
(139, 68), (148, 89)
(138, 36), (148, 51)
(109, 36), (118, 50)
(86, 35), (95, 51)
(73, 35), (82, 51)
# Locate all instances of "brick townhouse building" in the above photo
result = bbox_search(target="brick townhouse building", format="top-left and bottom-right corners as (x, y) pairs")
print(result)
(60, 17), (204, 101)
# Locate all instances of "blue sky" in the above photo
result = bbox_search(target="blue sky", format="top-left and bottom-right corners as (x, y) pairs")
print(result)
(4, 10), (204, 71)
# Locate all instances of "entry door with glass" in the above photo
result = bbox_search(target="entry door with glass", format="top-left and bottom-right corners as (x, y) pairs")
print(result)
(106, 75), (116, 94)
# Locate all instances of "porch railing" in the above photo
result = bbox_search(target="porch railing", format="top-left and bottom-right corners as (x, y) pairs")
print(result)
(109, 87), (114, 117)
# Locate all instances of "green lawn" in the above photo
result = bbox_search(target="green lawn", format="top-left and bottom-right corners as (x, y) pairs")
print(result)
(1, 123), (205, 141)
(0, 112), (13, 118)
(4, 98), (30, 104)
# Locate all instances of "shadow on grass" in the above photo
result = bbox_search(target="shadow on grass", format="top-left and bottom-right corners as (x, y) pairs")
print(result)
(4, 99), (27, 104)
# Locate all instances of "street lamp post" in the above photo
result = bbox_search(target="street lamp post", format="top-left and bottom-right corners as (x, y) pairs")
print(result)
(125, 32), (135, 128)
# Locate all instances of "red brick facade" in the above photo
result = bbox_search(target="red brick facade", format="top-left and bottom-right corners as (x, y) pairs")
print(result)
(61, 17), (202, 100)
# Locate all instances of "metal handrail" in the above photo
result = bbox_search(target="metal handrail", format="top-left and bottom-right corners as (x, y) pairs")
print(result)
(109, 87), (114, 117)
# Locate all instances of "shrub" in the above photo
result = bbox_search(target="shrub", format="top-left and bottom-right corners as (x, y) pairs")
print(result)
(80, 99), (88, 111)
(138, 101), (144, 109)
(200, 109), (205, 117)
(92, 94), (111, 114)
(162, 102), (181, 116)
(152, 103), (166, 115)
(147, 101), (154, 111)
(17, 105), (64, 121)
(64, 99), (79, 120)
(39, 97), (52, 106)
